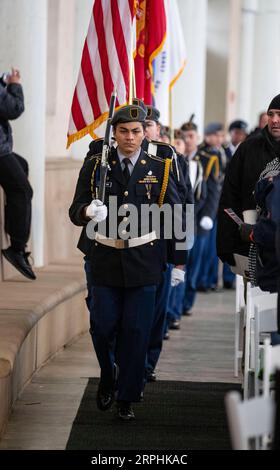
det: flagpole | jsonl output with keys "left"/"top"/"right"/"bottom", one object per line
{"left": 169, "top": 87, "right": 174, "bottom": 145}
{"left": 129, "top": 21, "right": 136, "bottom": 104}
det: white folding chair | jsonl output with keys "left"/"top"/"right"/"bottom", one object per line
{"left": 263, "top": 338, "right": 280, "bottom": 397}
{"left": 234, "top": 275, "right": 245, "bottom": 377}
{"left": 225, "top": 391, "right": 275, "bottom": 450}
{"left": 253, "top": 294, "right": 278, "bottom": 396}
{"left": 243, "top": 284, "right": 270, "bottom": 399}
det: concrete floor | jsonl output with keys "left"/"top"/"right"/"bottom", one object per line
{"left": 0, "top": 288, "right": 240, "bottom": 450}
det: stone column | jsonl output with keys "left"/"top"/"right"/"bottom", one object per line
{"left": 0, "top": 0, "right": 47, "bottom": 267}
{"left": 225, "top": 0, "right": 242, "bottom": 126}
{"left": 173, "top": 0, "right": 208, "bottom": 134}
{"left": 236, "top": 0, "right": 258, "bottom": 124}
{"left": 46, "top": 0, "right": 75, "bottom": 159}
{"left": 250, "top": 0, "right": 280, "bottom": 123}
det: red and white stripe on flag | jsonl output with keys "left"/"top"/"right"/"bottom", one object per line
{"left": 67, "top": 0, "right": 135, "bottom": 148}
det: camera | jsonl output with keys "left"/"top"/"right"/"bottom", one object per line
{"left": 0, "top": 73, "right": 9, "bottom": 86}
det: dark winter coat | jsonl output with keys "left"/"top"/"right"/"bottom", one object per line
{"left": 217, "top": 127, "right": 279, "bottom": 265}
{"left": 0, "top": 82, "right": 24, "bottom": 157}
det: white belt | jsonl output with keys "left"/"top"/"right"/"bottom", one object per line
{"left": 95, "top": 231, "right": 157, "bottom": 249}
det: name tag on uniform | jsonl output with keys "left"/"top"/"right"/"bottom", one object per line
{"left": 138, "top": 176, "right": 159, "bottom": 184}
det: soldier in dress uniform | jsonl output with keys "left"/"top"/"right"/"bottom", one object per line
{"left": 69, "top": 104, "right": 186, "bottom": 421}
{"left": 140, "top": 104, "right": 193, "bottom": 382}
{"left": 196, "top": 123, "right": 223, "bottom": 292}
{"left": 179, "top": 121, "right": 221, "bottom": 314}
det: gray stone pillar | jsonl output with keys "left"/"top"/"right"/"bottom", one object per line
{"left": 0, "top": 0, "right": 47, "bottom": 266}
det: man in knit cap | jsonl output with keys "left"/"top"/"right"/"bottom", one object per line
{"left": 217, "top": 94, "right": 280, "bottom": 268}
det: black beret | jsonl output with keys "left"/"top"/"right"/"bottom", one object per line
{"left": 111, "top": 105, "right": 147, "bottom": 126}
{"left": 228, "top": 120, "right": 248, "bottom": 132}
{"left": 88, "top": 138, "right": 104, "bottom": 155}
{"left": 146, "top": 105, "right": 160, "bottom": 122}
{"left": 181, "top": 121, "right": 198, "bottom": 132}
{"left": 132, "top": 98, "right": 147, "bottom": 113}
{"left": 267, "top": 94, "right": 280, "bottom": 112}
{"left": 204, "top": 122, "right": 223, "bottom": 135}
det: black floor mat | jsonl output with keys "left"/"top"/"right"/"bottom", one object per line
{"left": 66, "top": 379, "right": 241, "bottom": 450}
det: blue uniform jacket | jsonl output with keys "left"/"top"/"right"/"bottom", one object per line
{"left": 196, "top": 146, "right": 221, "bottom": 235}
{"left": 0, "top": 82, "right": 24, "bottom": 157}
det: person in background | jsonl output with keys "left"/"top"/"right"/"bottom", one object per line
{"left": 228, "top": 119, "right": 248, "bottom": 157}
{"left": 217, "top": 94, "right": 280, "bottom": 271}
{"left": 173, "top": 129, "right": 186, "bottom": 156}
{"left": 0, "top": 67, "right": 35, "bottom": 280}
{"left": 143, "top": 105, "right": 192, "bottom": 380}
{"left": 196, "top": 123, "right": 223, "bottom": 292}
{"left": 239, "top": 172, "right": 280, "bottom": 344}
{"left": 160, "top": 125, "right": 171, "bottom": 144}
{"left": 249, "top": 112, "right": 268, "bottom": 139}
{"left": 180, "top": 121, "right": 220, "bottom": 315}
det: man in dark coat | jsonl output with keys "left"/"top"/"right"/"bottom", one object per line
{"left": 0, "top": 68, "right": 35, "bottom": 280}
{"left": 217, "top": 94, "right": 280, "bottom": 268}
{"left": 69, "top": 104, "right": 186, "bottom": 420}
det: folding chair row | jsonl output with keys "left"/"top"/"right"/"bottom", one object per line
{"left": 263, "top": 339, "right": 280, "bottom": 397}
{"left": 225, "top": 391, "right": 275, "bottom": 450}
{"left": 253, "top": 297, "right": 278, "bottom": 396}
{"left": 243, "top": 284, "right": 271, "bottom": 399}
{"left": 234, "top": 275, "right": 245, "bottom": 377}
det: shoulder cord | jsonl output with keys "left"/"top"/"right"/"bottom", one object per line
{"left": 158, "top": 158, "right": 172, "bottom": 207}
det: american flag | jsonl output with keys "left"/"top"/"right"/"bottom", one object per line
{"left": 67, "top": 0, "right": 135, "bottom": 148}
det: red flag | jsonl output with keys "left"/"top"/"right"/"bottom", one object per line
{"left": 67, "top": 0, "right": 136, "bottom": 148}
{"left": 134, "top": 0, "right": 166, "bottom": 104}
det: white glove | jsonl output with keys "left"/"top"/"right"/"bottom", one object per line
{"left": 85, "top": 199, "right": 107, "bottom": 222}
{"left": 171, "top": 268, "right": 185, "bottom": 287}
{"left": 200, "top": 216, "right": 213, "bottom": 231}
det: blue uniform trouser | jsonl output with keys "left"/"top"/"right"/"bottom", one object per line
{"left": 199, "top": 221, "right": 218, "bottom": 289}
{"left": 183, "top": 233, "right": 209, "bottom": 311}
{"left": 90, "top": 285, "right": 156, "bottom": 402}
{"left": 167, "top": 282, "right": 184, "bottom": 322}
{"left": 146, "top": 265, "right": 172, "bottom": 374}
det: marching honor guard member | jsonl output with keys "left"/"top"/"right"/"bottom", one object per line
{"left": 141, "top": 104, "right": 193, "bottom": 381}
{"left": 69, "top": 103, "right": 186, "bottom": 421}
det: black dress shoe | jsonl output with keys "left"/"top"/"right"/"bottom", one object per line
{"left": 197, "top": 286, "right": 209, "bottom": 293}
{"left": 2, "top": 247, "right": 36, "bottom": 280}
{"left": 223, "top": 281, "right": 234, "bottom": 290}
{"left": 183, "top": 309, "right": 192, "bottom": 317}
{"left": 163, "top": 332, "right": 170, "bottom": 340}
{"left": 169, "top": 319, "right": 180, "bottom": 330}
{"left": 96, "top": 383, "right": 115, "bottom": 411}
{"left": 117, "top": 401, "right": 135, "bottom": 421}
{"left": 147, "top": 370, "right": 157, "bottom": 382}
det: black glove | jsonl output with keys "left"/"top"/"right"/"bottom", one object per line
{"left": 239, "top": 223, "right": 254, "bottom": 242}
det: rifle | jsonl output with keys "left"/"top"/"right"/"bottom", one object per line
{"left": 99, "top": 90, "right": 117, "bottom": 203}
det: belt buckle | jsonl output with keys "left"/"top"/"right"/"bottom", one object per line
{"left": 114, "top": 239, "right": 123, "bottom": 249}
